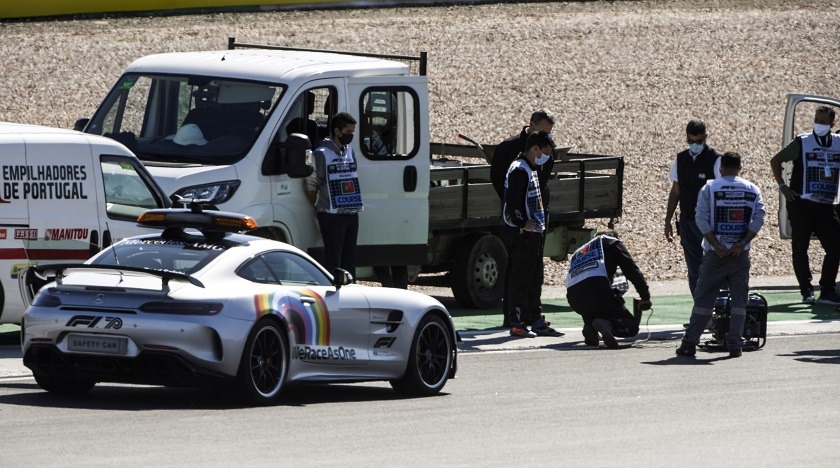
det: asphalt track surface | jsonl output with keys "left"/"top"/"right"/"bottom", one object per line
{"left": 1, "top": 331, "right": 839, "bottom": 466}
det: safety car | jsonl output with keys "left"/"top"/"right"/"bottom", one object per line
{"left": 19, "top": 207, "right": 457, "bottom": 404}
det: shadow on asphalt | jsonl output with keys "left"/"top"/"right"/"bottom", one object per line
{"left": 0, "top": 382, "right": 450, "bottom": 410}
{"left": 778, "top": 349, "right": 840, "bottom": 365}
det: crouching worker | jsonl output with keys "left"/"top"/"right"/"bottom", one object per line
{"left": 565, "top": 234, "right": 652, "bottom": 348}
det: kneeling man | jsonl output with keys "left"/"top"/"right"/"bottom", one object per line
{"left": 566, "top": 234, "right": 652, "bottom": 348}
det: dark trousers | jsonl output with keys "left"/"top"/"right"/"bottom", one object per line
{"left": 678, "top": 217, "right": 704, "bottom": 297}
{"left": 317, "top": 212, "right": 359, "bottom": 280}
{"left": 788, "top": 199, "right": 840, "bottom": 295}
{"left": 567, "top": 277, "right": 639, "bottom": 337}
{"left": 506, "top": 228, "right": 543, "bottom": 325}
{"left": 502, "top": 228, "right": 545, "bottom": 325}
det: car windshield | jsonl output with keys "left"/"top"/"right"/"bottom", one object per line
{"left": 85, "top": 73, "right": 284, "bottom": 165}
{"left": 91, "top": 237, "right": 229, "bottom": 275}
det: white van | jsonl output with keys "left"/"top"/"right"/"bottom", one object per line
{"left": 0, "top": 123, "right": 171, "bottom": 323}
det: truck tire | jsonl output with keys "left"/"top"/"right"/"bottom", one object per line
{"left": 451, "top": 234, "right": 507, "bottom": 309}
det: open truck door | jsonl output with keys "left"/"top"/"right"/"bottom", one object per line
{"left": 347, "top": 76, "right": 430, "bottom": 267}
{"left": 779, "top": 94, "right": 840, "bottom": 239}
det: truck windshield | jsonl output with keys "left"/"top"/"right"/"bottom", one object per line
{"left": 85, "top": 74, "right": 284, "bottom": 165}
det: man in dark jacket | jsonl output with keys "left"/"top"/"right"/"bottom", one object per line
{"left": 565, "top": 234, "right": 652, "bottom": 348}
{"left": 492, "top": 110, "right": 555, "bottom": 326}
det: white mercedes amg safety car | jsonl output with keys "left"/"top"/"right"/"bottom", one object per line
{"left": 19, "top": 207, "right": 457, "bottom": 404}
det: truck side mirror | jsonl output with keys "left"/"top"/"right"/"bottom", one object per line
{"left": 73, "top": 118, "right": 90, "bottom": 132}
{"left": 262, "top": 133, "right": 313, "bottom": 178}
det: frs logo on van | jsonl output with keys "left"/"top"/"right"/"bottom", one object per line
{"left": 14, "top": 229, "right": 37, "bottom": 240}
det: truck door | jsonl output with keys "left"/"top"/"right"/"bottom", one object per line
{"left": 778, "top": 94, "right": 840, "bottom": 239}
{"left": 88, "top": 149, "right": 170, "bottom": 247}
{"left": 347, "top": 77, "right": 430, "bottom": 267}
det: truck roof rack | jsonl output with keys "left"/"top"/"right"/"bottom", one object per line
{"left": 227, "top": 37, "right": 427, "bottom": 76}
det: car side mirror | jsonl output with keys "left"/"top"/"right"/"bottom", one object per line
{"left": 332, "top": 268, "right": 353, "bottom": 289}
{"left": 73, "top": 118, "right": 90, "bottom": 132}
{"left": 262, "top": 133, "right": 313, "bottom": 178}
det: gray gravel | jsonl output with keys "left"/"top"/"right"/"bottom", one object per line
{"left": 2, "top": 0, "right": 839, "bottom": 286}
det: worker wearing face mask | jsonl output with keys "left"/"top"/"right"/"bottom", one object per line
{"left": 771, "top": 106, "right": 840, "bottom": 305}
{"left": 492, "top": 110, "right": 555, "bottom": 327}
{"left": 504, "top": 131, "right": 563, "bottom": 338}
{"left": 664, "top": 120, "right": 722, "bottom": 297}
{"left": 305, "top": 112, "right": 364, "bottom": 280}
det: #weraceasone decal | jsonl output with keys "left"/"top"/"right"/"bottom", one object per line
{"left": 253, "top": 288, "right": 330, "bottom": 346}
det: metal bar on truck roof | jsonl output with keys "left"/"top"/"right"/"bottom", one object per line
{"left": 227, "top": 37, "right": 427, "bottom": 76}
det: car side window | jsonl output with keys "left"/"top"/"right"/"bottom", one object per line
{"left": 359, "top": 88, "right": 419, "bottom": 160}
{"left": 238, "top": 251, "right": 332, "bottom": 286}
{"left": 237, "top": 257, "right": 279, "bottom": 284}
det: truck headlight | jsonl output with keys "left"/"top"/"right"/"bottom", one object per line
{"left": 172, "top": 180, "right": 241, "bottom": 205}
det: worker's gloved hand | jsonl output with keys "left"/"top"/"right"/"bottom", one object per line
{"left": 639, "top": 298, "right": 652, "bottom": 310}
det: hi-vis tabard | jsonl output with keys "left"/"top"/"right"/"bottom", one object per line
{"left": 707, "top": 178, "right": 759, "bottom": 248}
{"left": 799, "top": 132, "right": 840, "bottom": 205}
{"left": 503, "top": 159, "right": 545, "bottom": 232}
{"left": 321, "top": 145, "right": 364, "bottom": 214}
{"left": 565, "top": 236, "right": 613, "bottom": 288}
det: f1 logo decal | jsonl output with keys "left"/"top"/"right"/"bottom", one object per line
{"left": 373, "top": 337, "right": 396, "bottom": 349}
{"left": 66, "top": 315, "right": 123, "bottom": 329}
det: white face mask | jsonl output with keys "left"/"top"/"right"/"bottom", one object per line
{"left": 535, "top": 153, "right": 551, "bottom": 165}
{"left": 814, "top": 123, "right": 832, "bottom": 136}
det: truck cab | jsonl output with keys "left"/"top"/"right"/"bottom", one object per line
{"left": 82, "top": 41, "right": 430, "bottom": 270}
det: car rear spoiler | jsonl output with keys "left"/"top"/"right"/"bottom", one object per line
{"left": 18, "top": 264, "right": 205, "bottom": 308}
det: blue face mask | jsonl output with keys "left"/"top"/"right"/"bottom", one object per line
{"left": 535, "top": 153, "right": 551, "bottom": 165}
{"left": 689, "top": 142, "right": 704, "bottom": 155}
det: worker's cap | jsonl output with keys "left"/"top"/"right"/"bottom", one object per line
{"left": 173, "top": 123, "right": 208, "bottom": 146}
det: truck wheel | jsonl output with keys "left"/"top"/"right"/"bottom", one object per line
{"left": 451, "top": 234, "right": 507, "bottom": 309}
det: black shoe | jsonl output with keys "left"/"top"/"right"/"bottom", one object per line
{"left": 802, "top": 288, "right": 816, "bottom": 304}
{"left": 817, "top": 290, "right": 840, "bottom": 305}
{"left": 729, "top": 347, "right": 742, "bottom": 358}
{"left": 582, "top": 324, "right": 599, "bottom": 346}
{"left": 675, "top": 341, "right": 696, "bottom": 356}
{"left": 593, "top": 319, "right": 618, "bottom": 349}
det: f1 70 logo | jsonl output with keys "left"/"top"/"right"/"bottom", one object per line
{"left": 66, "top": 315, "right": 123, "bottom": 330}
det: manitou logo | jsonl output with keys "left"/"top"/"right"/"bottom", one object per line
{"left": 66, "top": 315, "right": 123, "bottom": 329}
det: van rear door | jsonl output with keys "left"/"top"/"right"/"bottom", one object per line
{"left": 0, "top": 134, "right": 31, "bottom": 295}
{"left": 23, "top": 134, "right": 100, "bottom": 261}
{"left": 779, "top": 94, "right": 840, "bottom": 239}
{"left": 347, "top": 76, "right": 430, "bottom": 266}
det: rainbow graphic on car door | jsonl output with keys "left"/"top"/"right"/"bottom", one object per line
{"left": 253, "top": 288, "right": 330, "bottom": 346}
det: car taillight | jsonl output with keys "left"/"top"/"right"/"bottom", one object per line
{"left": 32, "top": 292, "right": 61, "bottom": 308}
{"left": 139, "top": 301, "right": 223, "bottom": 316}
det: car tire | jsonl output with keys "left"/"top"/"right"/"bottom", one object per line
{"left": 451, "top": 234, "right": 507, "bottom": 309}
{"left": 235, "top": 319, "right": 289, "bottom": 405}
{"left": 33, "top": 372, "right": 95, "bottom": 395}
{"left": 390, "top": 314, "right": 454, "bottom": 396}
